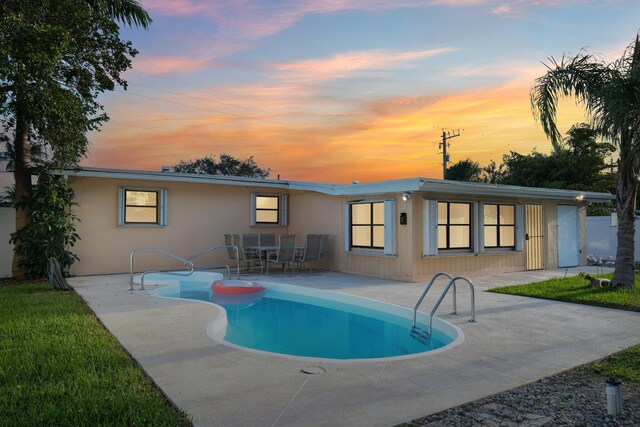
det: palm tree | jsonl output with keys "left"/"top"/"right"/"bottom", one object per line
{"left": 531, "top": 35, "right": 640, "bottom": 288}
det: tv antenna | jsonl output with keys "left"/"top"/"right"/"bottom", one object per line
{"left": 438, "top": 128, "right": 461, "bottom": 179}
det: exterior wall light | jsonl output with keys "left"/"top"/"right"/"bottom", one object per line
{"left": 402, "top": 192, "right": 412, "bottom": 201}
{"left": 576, "top": 195, "right": 584, "bottom": 201}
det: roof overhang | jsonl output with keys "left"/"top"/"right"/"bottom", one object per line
{"left": 417, "top": 178, "right": 615, "bottom": 203}
{"left": 55, "top": 167, "right": 615, "bottom": 202}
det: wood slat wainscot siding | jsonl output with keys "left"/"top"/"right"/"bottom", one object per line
{"left": 416, "top": 251, "right": 525, "bottom": 282}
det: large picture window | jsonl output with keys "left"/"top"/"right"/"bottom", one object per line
{"left": 484, "top": 204, "right": 515, "bottom": 248}
{"left": 350, "top": 202, "right": 384, "bottom": 249}
{"left": 437, "top": 202, "right": 471, "bottom": 250}
{"left": 255, "top": 195, "right": 280, "bottom": 224}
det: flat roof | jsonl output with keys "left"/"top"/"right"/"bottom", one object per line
{"left": 57, "top": 167, "right": 615, "bottom": 202}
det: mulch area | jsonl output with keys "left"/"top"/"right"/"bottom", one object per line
{"left": 402, "top": 369, "right": 639, "bottom": 426}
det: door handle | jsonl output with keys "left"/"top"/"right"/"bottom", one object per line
{"left": 525, "top": 233, "right": 530, "bottom": 241}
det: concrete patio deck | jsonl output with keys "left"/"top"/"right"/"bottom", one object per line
{"left": 70, "top": 267, "right": 640, "bottom": 427}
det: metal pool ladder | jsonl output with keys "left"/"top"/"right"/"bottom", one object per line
{"left": 412, "top": 272, "right": 476, "bottom": 335}
{"left": 129, "top": 248, "right": 194, "bottom": 291}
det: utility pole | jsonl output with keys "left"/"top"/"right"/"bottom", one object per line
{"left": 438, "top": 128, "right": 461, "bottom": 179}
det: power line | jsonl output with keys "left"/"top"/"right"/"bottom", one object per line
{"left": 130, "top": 82, "right": 275, "bottom": 115}
{"left": 113, "top": 89, "right": 286, "bottom": 125}
{"left": 126, "top": 69, "right": 272, "bottom": 102}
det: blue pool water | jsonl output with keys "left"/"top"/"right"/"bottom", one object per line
{"left": 151, "top": 278, "right": 461, "bottom": 361}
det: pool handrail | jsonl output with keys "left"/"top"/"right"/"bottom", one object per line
{"left": 427, "top": 276, "right": 476, "bottom": 335}
{"left": 187, "top": 245, "right": 240, "bottom": 279}
{"left": 129, "top": 248, "right": 195, "bottom": 291}
{"left": 412, "top": 272, "right": 455, "bottom": 327}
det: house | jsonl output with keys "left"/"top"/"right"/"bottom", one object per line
{"left": 57, "top": 167, "right": 614, "bottom": 281}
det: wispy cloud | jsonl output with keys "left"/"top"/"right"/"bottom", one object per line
{"left": 270, "top": 48, "right": 456, "bottom": 83}
{"left": 87, "top": 71, "right": 587, "bottom": 182}
{"left": 132, "top": 56, "right": 212, "bottom": 74}
{"left": 141, "top": 0, "right": 426, "bottom": 42}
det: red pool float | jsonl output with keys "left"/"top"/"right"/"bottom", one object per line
{"left": 211, "top": 279, "right": 265, "bottom": 295}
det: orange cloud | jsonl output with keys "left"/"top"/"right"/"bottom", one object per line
{"left": 85, "top": 69, "right": 589, "bottom": 184}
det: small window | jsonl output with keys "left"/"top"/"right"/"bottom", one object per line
{"left": 484, "top": 204, "right": 515, "bottom": 249}
{"left": 437, "top": 202, "right": 471, "bottom": 250}
{"left": 255, "top": 195, "right": 280, "bottom": 224}
{"left": 118, "top": 187, "right": 166, "bottom": 226}
{"left": 251, "top": 194, "right": 287, "bottom": 226}
{"left": 350, "top": 202, "right": 384, "bottom": 249}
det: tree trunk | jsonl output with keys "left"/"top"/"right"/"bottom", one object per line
{"left": 611, "top": 140, "right": 637, "bottom": 289}
{"left": 11, "top": 110, "right": 32, "bottom": 279}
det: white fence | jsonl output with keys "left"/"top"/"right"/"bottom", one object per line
{"left": 586, "top": 216, "right": 640, "bottom": 262}
{"left": 0, "top": 207, "right": 14, "bottom": 277}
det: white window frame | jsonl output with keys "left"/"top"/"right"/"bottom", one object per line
{"left": 118, "top": 186, "right": 167, "bottom": 227}
{"left": 344, "top": 199, "right": 396, "bottom": 256}
{"left": 425, "top": 199, "right": 523, "bottom": 256}
{"left": 251, "top": 193, "right": 288, "bottom": 227}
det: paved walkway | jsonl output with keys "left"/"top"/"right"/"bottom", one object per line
{"left": 70, "top": 266, "right": 639, "bottom": 427}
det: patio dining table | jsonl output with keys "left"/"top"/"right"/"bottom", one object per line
{"left": 245, "top": 245, "right": 304, "bottom": 275}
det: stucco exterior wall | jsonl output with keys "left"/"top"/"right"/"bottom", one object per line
{"left": 287, "top": 192, "right": 341, "bottom": 271}
{"left": 68, "top": 177, "right": 287, "bottom": 275}
{"left": 67, "top": 176, "right": 589, "bottom": 280}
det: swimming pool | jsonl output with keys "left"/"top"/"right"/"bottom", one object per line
{"left": 149, "top": 274, "right": 463, "bottom": 361}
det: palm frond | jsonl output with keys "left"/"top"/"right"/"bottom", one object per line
{"left": 530, "top": 51, "right": 614, "bottom": 150}
{"left": 88, "top": 0, "right": 153, "bottom": 29}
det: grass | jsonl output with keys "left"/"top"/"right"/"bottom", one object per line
{"left": 489, "top": 272, "right": 640, "bottom": 312}
{"left": 0, "top": 281, "right": 192, "bottom": 426}
{"left": 588, "top": 343, "right": 640, "bottom": 382}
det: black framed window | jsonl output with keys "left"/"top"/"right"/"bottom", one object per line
{"left": 437, "top": 202, "right": 471, "bottom": 249}
{"left": 484, "top": 204, "right": 515, "bottom": 248}
{"left": 255, "top": 195, "right": 280, "bottom": 224}
{"left": 350, "top": 202, "right": 384, "bottom": 249}
{"left": 124, "top": 190, "right": 159, "bottom": 224}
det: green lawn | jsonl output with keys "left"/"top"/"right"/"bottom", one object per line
{"left": 588, "top": 343, "right": 640, "bottom": 382}
{"left": 489, "top": 273, "right": 640, "bottom": 312}
{"left": 0, "top": 282, "right": 192, "bottom": 426}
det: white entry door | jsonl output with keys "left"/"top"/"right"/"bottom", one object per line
{"left": 557, "top": 205, "right": 579, "bottom": 267}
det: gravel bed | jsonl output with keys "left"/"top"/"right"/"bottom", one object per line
{"left": 402, "top": 369, "right": 640, "bottom": 426}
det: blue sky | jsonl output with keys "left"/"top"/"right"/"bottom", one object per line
{"left": 87, "top": 0, "right": 640, "bottom": 182}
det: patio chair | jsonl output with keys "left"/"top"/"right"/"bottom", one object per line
{"left": 47, "top": 257, "right": 71, "bottom": 291}
{"left": 242, "top": 233, "right": 259, "bottom": 247}
{"left": 295, "top": 234, "right": 323, "bottom": 272}
{"left": 233, "top": 234, "right": 263, "bottom": 273}
{"left": 260, "top": 233, "right": 276, "bottom": 246}
{"left": 318, "top": 234, "right": 329, "bottom": 260}
{"left": 267, "top": 235, "right": 296, "bottom": 274}
{"left": 224, "top": 234, "right": 238, "bottom": 260}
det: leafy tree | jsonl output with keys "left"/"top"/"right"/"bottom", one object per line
{"left": 444, "top": 159, "right": 482, "bottom": 181}
{"left": 0, "top": 0, "right": 151, "bottom": 277}
{"left": 499, "top": 124, "right": 614, "bottom": 192}
{"left": 173, "top": 154, "right": 271, "bottom": 179}
{"left": 530, "top": 35, "right": 640, "bottom": 288}
{"left": 480, "top": 160, "right": 506, "bottom": 184}
{"left": 10, "top": 172, "right": 80, "bottom": 278}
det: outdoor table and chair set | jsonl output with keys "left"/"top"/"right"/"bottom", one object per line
{"left": 224, "top": 233, "right": 329, "bottom": 275}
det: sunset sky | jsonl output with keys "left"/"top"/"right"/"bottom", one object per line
{"left": 85, "top": 0, "right": 640, "bottom": 183}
